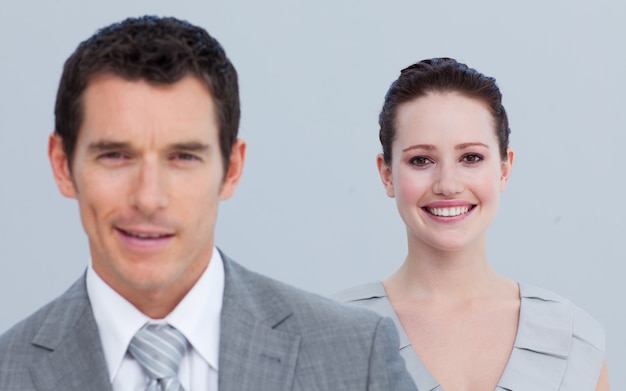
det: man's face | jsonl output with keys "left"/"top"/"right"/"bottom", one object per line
{"left": 49, "top": 73, "right": 244, "bottom": 310}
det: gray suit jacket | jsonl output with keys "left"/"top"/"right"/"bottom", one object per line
{"left": 0, "top": 255, "right": 417, "bottom": 390}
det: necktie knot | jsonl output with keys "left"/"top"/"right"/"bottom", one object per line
{"left": 129, "top": 324, "right": 188, "bottom": 391}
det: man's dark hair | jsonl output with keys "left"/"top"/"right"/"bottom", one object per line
{"left": 379, "top": 57, "right": 511, "bottom": 164}
{"left": 55, "top": 15, "right": 239, "bottom": 174}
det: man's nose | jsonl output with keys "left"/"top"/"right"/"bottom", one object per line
{"left": 130, "top": 159, "right": 168, "bottom": 216}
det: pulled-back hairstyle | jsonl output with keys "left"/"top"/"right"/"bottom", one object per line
{"left": 55, "top": 15, "right": 239, "bottom": 174}
{"left": 379, "top": 57, "right": 510, "bottom": 164}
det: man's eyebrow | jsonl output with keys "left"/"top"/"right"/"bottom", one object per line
{"left": 170, "top": 142, "right": 211, "bottom": 152}
{"left": 87, "top": 140, "right": 131, "bottom": 152}
{"left": 86, "top": 141, "right": 211, "bottom": 153}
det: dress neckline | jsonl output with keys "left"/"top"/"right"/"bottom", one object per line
{"left": 334, "top": 280, "right": 598, "bottom": 391}
{"left": 374, "top": 281, "right": 573, "bottom": 391}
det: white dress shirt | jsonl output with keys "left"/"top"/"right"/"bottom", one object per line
{"left": 86, "top": 247, "right": 224, "bottom": 391}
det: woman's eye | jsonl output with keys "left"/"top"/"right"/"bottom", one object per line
{"left": 462, "top": 154, "right": 483, "bottom": 163}
{"left": 409, "top": 156, "right": 432, "bottom": 166}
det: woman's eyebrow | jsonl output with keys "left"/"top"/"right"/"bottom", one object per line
{"left": 402, "top": 144, "right": 435, "bottom": 152}
{"left": 456, "top": 142, "right": 489, "bottom": 150}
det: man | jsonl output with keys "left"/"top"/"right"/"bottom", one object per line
{"left": 0, "top": 16, "right": 416, "bottom": 391}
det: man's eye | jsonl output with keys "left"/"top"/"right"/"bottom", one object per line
{"left": 409, "top": 156, "right": 432, "bottom": 166}
{"left": 99, "top": 151, "right": 125, "bottom": 159}
{"left": 174, "top": 153, "right": 200, "bottom": 161}
{"left": 462, "top": 154, "right": 483, "bottom": 163}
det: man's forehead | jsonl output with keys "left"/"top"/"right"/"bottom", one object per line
{"left": 76, "top": 74, "right": 219, "bottom": 146}
{"left": 81, "top": 74, "right": 215, "bottom": 116}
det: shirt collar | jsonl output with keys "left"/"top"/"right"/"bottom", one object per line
{"left": 86, "top": 247, "right": 224, "bottom": 381}
{"left": 167, "top": 247, "right": 223, "bottom": 370}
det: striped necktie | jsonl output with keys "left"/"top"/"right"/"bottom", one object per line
{"left": 128, "top": 324, "right": 188, "bottom": 391}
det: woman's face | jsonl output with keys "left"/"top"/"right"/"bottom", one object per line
{"left": 378, "top": 92, "right": 514, "bottom": 252}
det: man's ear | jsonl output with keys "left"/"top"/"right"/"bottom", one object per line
{"left": 377, "top": 154, "right": 395, "bottom": 198}
{"left": 219, "top": 138, "right": 246, "bottom": 200}
{"left": 500, "top": 147, "right": 514, "bottom": 192}
{"left": 48, "top": 133, "right": 77, "bottom": 198}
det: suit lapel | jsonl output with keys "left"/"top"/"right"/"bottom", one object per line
{"left": 28, "top": 275, "right": 112, "bottom": 391}
{"left": 218, "top": 255, "right": 301, "bottom": 391}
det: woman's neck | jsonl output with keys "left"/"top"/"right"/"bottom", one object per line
{"left": 385, "top": 235, "right": 511, "bottom": 303}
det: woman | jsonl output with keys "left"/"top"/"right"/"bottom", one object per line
{"left": 334, "top": 58, "right": 609, "bottom": 391}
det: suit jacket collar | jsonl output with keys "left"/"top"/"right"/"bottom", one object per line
{"left": 218, "top": 253, "right": 302, "bottom": 391}
{"left": 28, "top": 275, "right": 112, "bottom": 391}
{"left": 28, "top": 254, "right": 303, "bottom": 391}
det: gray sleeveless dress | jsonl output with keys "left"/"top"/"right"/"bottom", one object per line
{"left": 334, "top": 282, "right": 605, "bottom": 391}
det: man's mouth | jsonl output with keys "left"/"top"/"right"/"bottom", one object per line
{"left": 117, "top": 229, "right": 173, "bottom": 239}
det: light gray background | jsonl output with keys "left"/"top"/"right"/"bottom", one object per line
{"left": 1, "top": 0, "right": 623, "bottom": 387}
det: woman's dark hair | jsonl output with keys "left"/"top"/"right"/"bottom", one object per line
{"left": 379, "top": 57, "right": 510, "bottom": 164}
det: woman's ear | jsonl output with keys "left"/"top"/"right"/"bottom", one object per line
{"left": 377, "top": 154, "right": 395, "bottom": 198}
{"left": 500, "top": 147, "right": 514, "bottom": 192}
